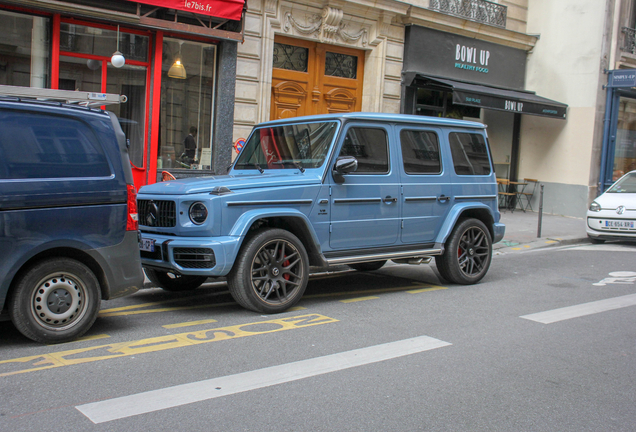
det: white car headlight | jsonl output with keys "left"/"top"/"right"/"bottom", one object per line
{"left": 589, "top": 201, "right": 601, "bottom": 212}
{"left": 189, "top": 202, "right": 208, "bottom": 224}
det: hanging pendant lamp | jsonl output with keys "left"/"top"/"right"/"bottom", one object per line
{"left": 168, "top": 42, "right": 187, "bottom": 79}
{"left": 111, "top": 25, "right": 125, "bottom": 68}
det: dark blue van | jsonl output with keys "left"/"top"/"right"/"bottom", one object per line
{"left": 0, "top": 92, "right": 144, "bottom": 344}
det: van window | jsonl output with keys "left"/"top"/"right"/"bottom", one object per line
{"left": 449, "top": 132, "right": 491, "bottom": 175}
{"left": 0, "top": 111, "right": 111, "bottom": 179}
{"left": 400, "top": 130, "right": 441, "bottom": 174}
{"left": 339, "top": 127, "right": 389, "bottom": 173}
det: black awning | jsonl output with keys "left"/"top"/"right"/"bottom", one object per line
{"left": 404, "top": 73, "right": 568, "bottom": 120}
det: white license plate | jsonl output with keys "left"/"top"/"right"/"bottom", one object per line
{"left": 603, "top": 220, "right": 635, "bottom": 228}
{"left": 139, "top": 237, "right": 155, "bottom": 252}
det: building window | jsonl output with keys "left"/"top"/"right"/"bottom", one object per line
{"left": 0, "top": 11, "right": 50, "bottom": 88}
{"left": 273, "top": 43, "right": 308, "bottom": 72}
{"left": 325, "top": 52, "right": 357, "bottom": 79}
{"left": 158, "top": 38, "right": 216, "bottom": 171}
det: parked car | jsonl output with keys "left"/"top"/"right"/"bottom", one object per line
{"left": 137, "top": 113, "right": 505, "bottom": 313}
{"left": 587, "top": 170, "right": 636, "bottom": 243}
{"left": 0, "top": 92, "right": 145, "bottom": 343}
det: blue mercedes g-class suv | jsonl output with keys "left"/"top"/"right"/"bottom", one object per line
{"left": 138, "top": 113, "right": 504, "bottom": 313}
{"left": 0, "top": 90, "right": 144, "bottom": 343}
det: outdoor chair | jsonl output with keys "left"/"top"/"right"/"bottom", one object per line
{"left": 516, "top": 178, "right": 538, "bottom": 212}
{"left": 497, "top": 178, "right": 517, "bottom": 211}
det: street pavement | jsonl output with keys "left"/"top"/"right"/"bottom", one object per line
{"left": 495, "top": 209, "right": 588, "bottom": 253}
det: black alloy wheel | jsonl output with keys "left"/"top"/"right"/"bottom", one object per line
{"left": 435, "top": 218, "right": 492, "bottom": 285}
{"left": 228, "top": 228, "right": 309, "bottom": 313}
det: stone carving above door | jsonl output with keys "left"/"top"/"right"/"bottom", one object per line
{"left": 283, "top": 7, "right": 368, "bottom": 47}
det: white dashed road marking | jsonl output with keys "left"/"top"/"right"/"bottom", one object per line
{"left": 76, "top": 335, "right": 451, "bottom": 424}
{"left": 520, "top": 293, "right": 636, "bottom": 324}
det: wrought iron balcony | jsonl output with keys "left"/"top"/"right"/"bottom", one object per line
{"left": 622, "top": 27, "right": 636, "bottom": 54}
{"left": 429, "top": 0, "right": 507, "bottom": 28}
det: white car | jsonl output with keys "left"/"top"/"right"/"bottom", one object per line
{"left": 587, "top": 170, "right": 636, "bottom": 243}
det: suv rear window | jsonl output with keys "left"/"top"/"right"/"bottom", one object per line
{"left": 449, "top": 132, "right": 491, "bottom": 176}
{"left": 0, "top": 110, "right": 111, "bottom": 179}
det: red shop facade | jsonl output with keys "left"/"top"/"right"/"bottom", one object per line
{"left": 0, "top": 0, "right": 244, "bottom": 189}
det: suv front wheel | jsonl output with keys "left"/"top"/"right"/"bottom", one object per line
{"left": 228, "top": 228, "right": 309, "bottom": 313}
{"left": 9, "top": 258, "right": 101, "bottom": 344}
{"left": 435, "top": 218, "right": 492, "bottom": 285}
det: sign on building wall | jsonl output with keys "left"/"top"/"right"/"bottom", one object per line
{"left": 403, "top": 26, "right": 527, "bottom": 90}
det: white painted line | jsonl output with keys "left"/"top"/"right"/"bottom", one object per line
{"left": 76, "top": 335, "right": 451, "bottom": 424}
{"left": 520, "top": 293, "right": 636, "bottom": 324}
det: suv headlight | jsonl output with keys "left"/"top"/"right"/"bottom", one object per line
{"left": 189, "top": 202, "right": 208, "bottom": 224}
{"left": 589, "top": 201, "right": 601, "bottom": 212}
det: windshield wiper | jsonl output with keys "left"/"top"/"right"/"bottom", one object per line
{"left": 233, "top": 162, "right": 264, "bottom": 173}
{"left": 272, "top": 160, "right": 305, "bottom": 173}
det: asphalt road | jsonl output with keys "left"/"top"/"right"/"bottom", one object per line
{"left": 1, "top": 242, "right": 636, "bottom": 431}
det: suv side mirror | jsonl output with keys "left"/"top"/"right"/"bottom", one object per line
{"left": 332, "top": 156, "right": 358, "bottom": 184}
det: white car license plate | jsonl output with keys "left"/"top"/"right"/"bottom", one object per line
{"left": 139, "top": 237, "right": 155, "bottom": 252}
{"left": 603, "top": 220, "right": 635, "bottom": 228}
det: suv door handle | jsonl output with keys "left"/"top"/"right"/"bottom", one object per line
{"left": 437, "top": 194, "right": 450, "bottom": 203}
{"left": 383, "top": 196, "right": 398, "bottom": 204}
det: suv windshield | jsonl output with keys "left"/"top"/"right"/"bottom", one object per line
{"left": 607, "top": 172, "right": 636, "bottom": 193}
{"left": 234, "top": 121, "right": 337, "bottom": 170}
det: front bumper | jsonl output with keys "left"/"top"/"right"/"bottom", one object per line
{"left": 493, "top": 222, "right": 505, "bottom": 244}
{"left": 586, "top": 216, "right": 636, "bottom": 241}
{"left": 139, "top": 232, "right": 242, "bottom": 276}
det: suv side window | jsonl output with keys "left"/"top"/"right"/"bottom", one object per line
{"left": 400, "top": 130, "right": 441, "bottom": 174}
{"left": 0, "top": 111, "right": 111, "bottom": 179}
{"left": 338, "top": 127, "right": 389, "bottom": 173}
{"left": 448, "top": 132, "right": 491, "bottom": 176}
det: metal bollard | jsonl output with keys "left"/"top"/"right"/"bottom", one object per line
{"left": 537, "top": 184, "right": 544, "bottom": 238}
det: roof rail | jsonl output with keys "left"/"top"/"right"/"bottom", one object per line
{"left": 0, "top": 84, "right": 127, "bottom": 108}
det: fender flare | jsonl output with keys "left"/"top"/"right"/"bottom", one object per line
{"left": 435, "top": 203, "right": 496, "bottom": 246}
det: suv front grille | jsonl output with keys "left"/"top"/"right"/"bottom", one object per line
{"left": 138, "top": 199, "right": 176, "bottom": 227}
{"left": 174, "top": 248, "right": 216, "bottom": 269}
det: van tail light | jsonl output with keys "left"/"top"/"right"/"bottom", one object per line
{"left": 127, "top": 184, "right": 139, "bottom": 231}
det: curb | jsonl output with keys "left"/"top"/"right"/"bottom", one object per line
{"left": 494, "top": 236, "right": 589, "bottom": 254}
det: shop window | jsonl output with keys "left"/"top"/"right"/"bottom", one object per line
{"left": 325, "top": 52, "right": 357, "bottom": 79}
{"left": 416, "top": 88, "right": 480, "bottom": 119}
{"left": 58, "top": 23, "right": 149, "bottom": 169}
{"left": 59, "top": 24, "right": 148, "bottom": 62}
{"left": 0, "top": 11, "right": 49, "bottom": 87}
{"left": 614, "top": 97, "right": 636, "bottom": 180}
{"left": 0, "top": 111, "right": 110, "bottom": 179}
{"left": 158, "top": 38, "right": 216, "bottom": 171}
{"left": 273, "top": 43, "right": 308, "bottom": 72}
{"left": 339, "top": 127, "right": 389, "bottom": 173}
{"left": 449, "top": 132, "right": 491, "bottom": 176}
{"left": 400, "top": 130, "right": 441, "bottom": 174}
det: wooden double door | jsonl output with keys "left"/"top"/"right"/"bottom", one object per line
{"left": 271, "top": 36, "right": 364, "bottom": 120}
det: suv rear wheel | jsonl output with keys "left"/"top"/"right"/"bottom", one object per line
{"left": 145, "top": 269, "right": 208, "bottom": 292}
{"left": 435, "top": 218, "right": 492, "bottom": 285}
{"left": 228, "top": 228, "right": 309, "bottom": 313}
{"left": 9, "top": 258, "right": 101, "bottom": 344}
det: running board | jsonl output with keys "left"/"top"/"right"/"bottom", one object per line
{"left": 325, "top": 248, "right": 442, "bottom": 266}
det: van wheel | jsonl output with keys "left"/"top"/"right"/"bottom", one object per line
{"left": 145, "top": 269, "right": 208, "bottom": 292}
{"left": 435, "top": 218, "right": 492, "bottom": 285}
{"left": 348, "top": 261, "right": 387, "bottom": 271}
{"left": 228, "top": 228, "right": 309, "bottom": 313}
{"left": 9, "top": 258, "right": 101, "bottom": 344}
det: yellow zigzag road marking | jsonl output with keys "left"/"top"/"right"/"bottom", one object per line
{"left": 0, "top": 314, "right": 338, "bottom": 378}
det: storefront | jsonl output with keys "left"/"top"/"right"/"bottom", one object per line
{"left": 0, "top": 0, "right": 244, "bottom": 189}
{"left": 401, "top": 26, "right": 567, "bottom": 182}
{"left": 600, "top": 69, "right": 636, "bottom": 191}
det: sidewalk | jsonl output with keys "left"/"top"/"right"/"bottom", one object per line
{"left": 494, "top": 210, "right": 588, "bottom": 253}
